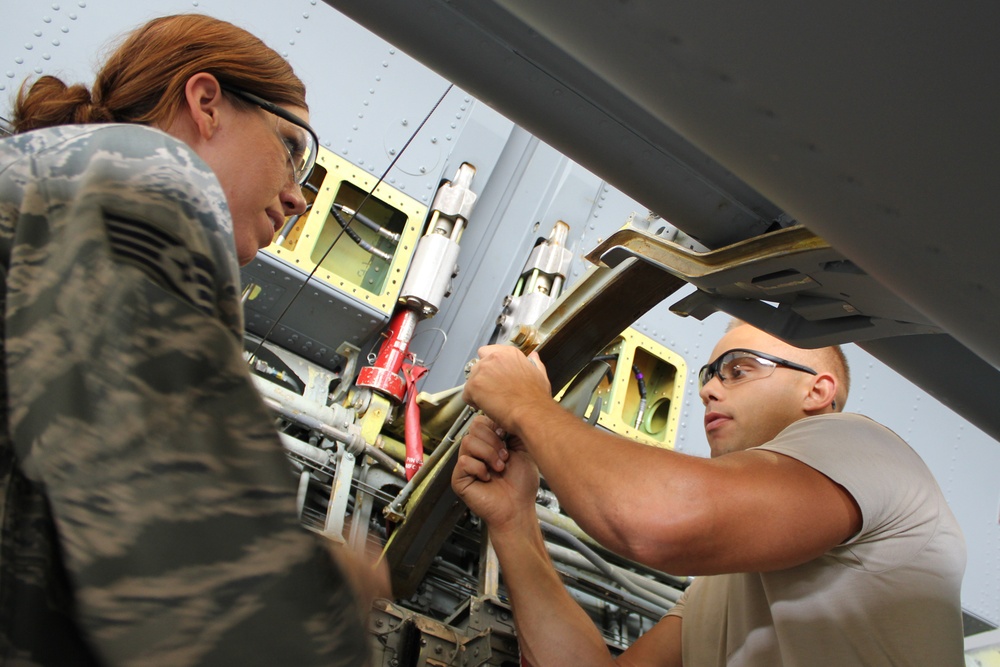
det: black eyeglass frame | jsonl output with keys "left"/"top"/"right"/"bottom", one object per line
{"left": 221, "top": 85, "right": 320, "bottom": 186}
{"left": 698, "top": 348, "right": 818, "bottom": 387}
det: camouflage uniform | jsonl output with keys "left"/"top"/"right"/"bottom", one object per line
{"left": 0, "top": 124, "right": 369, "bottom": 666}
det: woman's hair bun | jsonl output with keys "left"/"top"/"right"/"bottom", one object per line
{"left": 14, "top": 75, "right": 113, "bottom": 133}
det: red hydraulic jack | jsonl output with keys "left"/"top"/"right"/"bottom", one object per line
{"left": 357, "top": 309, "right": 418, "bottom": 403}
{"left": 356, "top": 308, "right": 427, "bottom": 480}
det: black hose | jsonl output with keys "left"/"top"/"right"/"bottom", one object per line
{"left": 330, "top": 206, "right": 393, "bottom": 262}
{"left": 276, "top": 212, "right": 302, "bottom": 244}
{"left": 632, "top": 365, "right": 647, "bottom": 400}
{"left": 333, "top": 203, "right": 399, "bottom": 244}
{"left": 592, "top": 353, "right": 648, "bottom": 429}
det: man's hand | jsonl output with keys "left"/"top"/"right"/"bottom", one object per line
{"left": 462, "top": 346, "right": 551, "bottom": 435}
{"left": 452, "top": 422, "right": 622, "bottom": 667}
{"left": 452, "top": 415, "right": 540, "bottom": 534}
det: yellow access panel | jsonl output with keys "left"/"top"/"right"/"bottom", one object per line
{"left": 266, "top": 146, "right": 428, "bottom": 316}
{"left": 587, "top": 328, "right": 686, "bottom": 449}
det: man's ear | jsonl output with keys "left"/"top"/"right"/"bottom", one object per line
{"left": 182, "top": 72, "right": 225, "bottom": 140}
{"left": 804, "top": 372, "right": 838, "bottom": 413}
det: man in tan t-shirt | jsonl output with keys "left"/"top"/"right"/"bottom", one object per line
{"left": 452, "top": 322, "right": 966, "bottom": 666}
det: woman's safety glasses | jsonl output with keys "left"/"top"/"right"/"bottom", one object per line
{"left": 223, "top": 86, "right": 319, "bottom": 187}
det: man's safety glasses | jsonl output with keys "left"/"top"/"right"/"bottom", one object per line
{"left": 223, "top": 86, "right": 319, "bottom": 187}
{"left": 698, "top": 348, "right": 817, "bottom": 388}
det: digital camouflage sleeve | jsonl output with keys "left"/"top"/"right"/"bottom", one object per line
{"left": 0, "top": 124, "right": 369, "bottom": 666}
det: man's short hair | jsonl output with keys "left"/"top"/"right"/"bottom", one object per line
{"left": 826, "top": 345, "right": 851, "bottom": 411}
{"left": 725, "top": 319, "right": 851, "bottom": 411}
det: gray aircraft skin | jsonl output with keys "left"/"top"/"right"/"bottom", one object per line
{"left": 4, "top": 0, "right": 998, "bottom": 652}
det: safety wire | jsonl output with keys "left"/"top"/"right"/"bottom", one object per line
{"left": 247, "top": 83, "right": 454, "bottom": 366}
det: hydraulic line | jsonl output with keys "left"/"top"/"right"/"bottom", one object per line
{"left": 361, "top": 444, "right": 406, "bottom": 478}
{"left": 262, "top": 394, "right": 362, "bottom": 452}
{"left": 279, "top": 432, "right": 334, "bottom": 467}
{"left": 280, "top": 432, "right": 405, "bottom": 505}
{"left": 373, "top": 433, "right": 408, "bottom": 466}
{"left": 333, "top": 202, "right": 400, "bottom": 244}
{"left": 330, "top": 205, "right": 393, "bottom": 263}
{"left": 402, "top": 363, "right": 429, "bottom": 480}
{"left": 559, "top": 566, "right": 670, "bottom": 619}
{"left": 248, "top": 347, "right": 305, "bottom": 394}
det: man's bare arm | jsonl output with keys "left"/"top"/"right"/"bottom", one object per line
{"left": 463, "top": 346, "right": 861, "bottom": 576}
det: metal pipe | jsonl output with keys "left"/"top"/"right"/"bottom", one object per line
{"left": 374, "top": 434, "right": 408, "bottom": 464}
{"left": 362, "top": 444, "right": 407, "bottom": 479}
{"left": 296, "top": 469, "right": 311, "bottom": 515}
{"left": 254, "top": 375, "right": 357, "bottom": 433}
{"left": 278, "top": 431, "right": 405, "bottom": 481}
{"left": 279, "top": 432, "right": 334, "bottom": 467}
{"left": 263, "top": 395, "right": 366, "bottom": 455}
{"left": 276, "top": 212, "right": 302, "bottom": 246}
{"left": 564, "top": 574, "right": 670, "bottom": 621}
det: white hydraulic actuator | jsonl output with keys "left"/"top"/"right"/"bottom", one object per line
{"left": 399, "top": 163, "right": 477, "bottom": 318}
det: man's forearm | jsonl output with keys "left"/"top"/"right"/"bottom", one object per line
{"left": 489, "top": 517, "right": 615, "bottom": 667}
{"left": 507, "top": 399, "right": 706, "bottom": 571}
